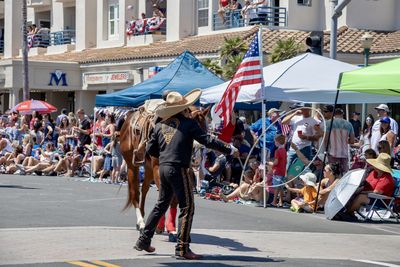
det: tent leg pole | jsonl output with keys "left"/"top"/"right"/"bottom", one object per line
{"left": 314, "top": 89, "right": 340, "bottom": 213}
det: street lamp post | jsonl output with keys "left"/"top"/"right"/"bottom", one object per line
{"left": 360, "top": 32, "right": 373, "bottom": 126}
{"left": 22, "top": 0, "right": 29, "bottom": 101}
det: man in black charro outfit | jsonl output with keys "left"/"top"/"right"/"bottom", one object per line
{"left": 134, "top": 89, "right": 239, "bottom": 260}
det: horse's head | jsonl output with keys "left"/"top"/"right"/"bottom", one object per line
{"left": 189, "top": 106, "right": 210, "bottom": 132}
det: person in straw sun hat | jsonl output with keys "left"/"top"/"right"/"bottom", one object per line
{"left": 135, "top": 89, "right": 239, "bottom": 260}
{"left": 347, "top": 152, "right": 395, "bottom": 217}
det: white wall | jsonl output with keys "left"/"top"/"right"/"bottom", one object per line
{"left": 283, "top": 0, "right": 325, "bottom": 31}
{"left": 76, "top": 0, "right": 97, "bottom": 51}
{"left": 167, "top": 0, "right": 196, "bottom": 42}
{"left": 4, "top": 0, "right": 22, "bottom": 58}
{"left": 344, "top": 0, "right": 397, "bottom": 31}
{"left": 51, "top": 0, "right": 64, "bottom": 31}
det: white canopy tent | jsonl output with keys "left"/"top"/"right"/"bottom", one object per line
{"left": 200, "top": 53, "right": 400, "bottom": 104}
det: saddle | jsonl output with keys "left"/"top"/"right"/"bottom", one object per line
{"left": 131, "top": 99, "right": 162, "bottom": 166}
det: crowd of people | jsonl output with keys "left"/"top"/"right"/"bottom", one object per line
{"left": 0, "top": 108, "right": 125, "bottom": 183}
{"left": 218, "top": 0, "right": 270, "bottom": 26}
{"left": 1, "top": 101, "right": 398, "bottom": 220}
{"left": 202, "top": 102, "right": 398, "bottom": 221}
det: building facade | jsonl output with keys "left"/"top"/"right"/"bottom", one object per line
{"left": 0, "top": 0, "right": 399, "bottom": 114}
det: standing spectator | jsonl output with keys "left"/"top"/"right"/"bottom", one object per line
{"left": 268, "top": 134, "right": 287, "bottom": 207}
{"left": 74, "top": 109, "right": 91, "bottom": 147}
{"left": 349, "top": 112, "right": 361, "bottom": 140}
{"left": 325, "top": 108, "right": 355, "bottom": 175}
{"left": 250, "top": 108, "right": 282, "bottom": 160}
{"left": 241, "top": 0, "right": 254, "bottom": 26}
{"left": 355, "top": 114, "right": 374, "bottom": 156}
{"left": 111, "top": 134, "right": 122, "bottom": 184}
{"left": 152, "top": 4, "right": 165, "bottom": 18}
{"left": 56, "top": 108, "right": 68, "bottom": 126}
{"left": 379, "top": 117, "right": 396, "bottom": 157}
{"left": 218, "top": 0, "right": 231, "bottom": 24}
{"left": 371, "top": 104, "right": 398, "bottom": 153}
{"left": 239, "top": 116, "right": 254, "bottom": 148}
{"left": 42, "top": 114, "right": 55, "bottom": 146}
{"left": 282, "top": 104, "right": 321, "bottom": 170}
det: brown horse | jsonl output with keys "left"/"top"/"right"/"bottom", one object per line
{"left": 120, "top": 104, "right": 210, "bottom": 231}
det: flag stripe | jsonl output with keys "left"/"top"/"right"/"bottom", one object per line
{"left": 215, "top": 33, "right": 263, "bottom": 128}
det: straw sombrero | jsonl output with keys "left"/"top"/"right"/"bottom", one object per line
{"left": 366, "top": 153, "right": 393, "bottom": 174}
{"left": 155, "top": 89, "right": 202, "bottom": 119}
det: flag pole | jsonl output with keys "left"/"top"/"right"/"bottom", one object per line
{"left": 258, "top": 25, "right": 267, "bottom": 208}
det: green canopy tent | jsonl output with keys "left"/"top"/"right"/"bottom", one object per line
{"left": 318, "top": 57, "right": 400, "bottom": 215}
{"left": 339, "top": 57, "right": 400, "bottom": 95}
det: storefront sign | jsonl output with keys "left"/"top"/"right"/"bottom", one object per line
{"left": 49, "top": 70, "right": 68, "bottom": 86}
{"left": 83, "top": 72, "right": 131, "bottom": 85}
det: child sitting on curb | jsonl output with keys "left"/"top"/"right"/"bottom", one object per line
{"left": 285, "top": 172, "right": 317, "bottom": 213}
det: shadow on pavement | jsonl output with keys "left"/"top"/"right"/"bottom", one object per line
{"left": 158, "top": 255, "right": 282, "bottom": 266}
{"left": 0, "top": 184, "right": 40, "bottom": 190}
{"left": 191, "top": 233, "right": 260, "bottom": 252}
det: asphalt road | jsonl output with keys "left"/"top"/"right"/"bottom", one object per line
{"left": 1, "top": 174, "right": 400, "bottom": 267}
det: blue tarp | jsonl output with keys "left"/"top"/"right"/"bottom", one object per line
{"left": 95, "top": 51, "right": 224, "bottom": 107}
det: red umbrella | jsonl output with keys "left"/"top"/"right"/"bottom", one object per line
{"left": 13, "top": 99, "right": 57, "bottom": 115}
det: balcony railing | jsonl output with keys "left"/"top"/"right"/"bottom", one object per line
{"left": 27, "top": 30, "right": 75, "bottom": 48}
{"left": 126, "top": 17, "right": 166, "bottom": 36}
{"left": 213, "top": 6, "right": 287, "bottom": 31}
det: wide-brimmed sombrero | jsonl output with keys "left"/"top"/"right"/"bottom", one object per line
{"left": 366, "top": 153, "right": 393, "bottom": 174}
{"left": 155, "top": 89, "right": 202, "bottom": 119}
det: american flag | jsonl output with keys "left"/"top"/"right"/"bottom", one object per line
{"left": 215, "top": 33, "right": 263, "bottom": 126}
{"left": 278, "top": 118, "right": 291, "bottom": 136}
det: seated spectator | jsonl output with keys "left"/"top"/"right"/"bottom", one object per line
{"left": 285, "top": 172, "right": 318, "bottom": 213}
{"left": 220, "top": 169, "right": 255, "bottom": 202}
{"left": 315, "top": 163, "right": 341, "bottom": 207}
{"left": 346, "top": 153, "right": 395, "bottom": 219}
{"left": 204, "top": 150, "right": 228, "bottom": 186}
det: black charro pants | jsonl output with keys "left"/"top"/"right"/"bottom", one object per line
{"left": 138, "top": 164, "right": 195, "bottom": 255}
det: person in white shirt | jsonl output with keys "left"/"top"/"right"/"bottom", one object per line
{"left": 282, "top": 103, "right": 323, "bottom": 170}
{"left": 370, "top": 104, "right": 398, "bottom": 153}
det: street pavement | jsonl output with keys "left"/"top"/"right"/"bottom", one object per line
{"left": 1, "top": 174, "right": 400, "bottom": 267}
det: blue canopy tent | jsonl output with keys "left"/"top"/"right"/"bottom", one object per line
{"left": 95, "top": 51, "right": 224, "bottom": 107}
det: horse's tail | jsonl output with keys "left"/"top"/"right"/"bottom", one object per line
{"left": 123, "top": 166, "right": 135, "bottom": 211}
{"left": 121, "top": 110, "right": 136, "bottom": 211}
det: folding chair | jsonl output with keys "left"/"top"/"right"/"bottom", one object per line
{"left": 359, "top": 169, "right": 400, "bottom": 222}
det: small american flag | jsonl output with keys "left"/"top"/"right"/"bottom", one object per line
{"left": 278, "top": 118, "right": 291, "bottom": 136}
{"left": 215, "top": 33, "right": 263, "bottom": 126}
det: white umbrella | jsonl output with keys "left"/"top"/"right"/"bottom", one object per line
{"left": 325, "top": 169, "right": 366, "bottom": 220}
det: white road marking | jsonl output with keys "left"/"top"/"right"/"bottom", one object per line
{"left": 353, "top": 260, "right": 400, "bottom": 267}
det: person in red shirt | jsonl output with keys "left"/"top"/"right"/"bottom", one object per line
{"left": 268, "top": 134, "right": 287, "bottom": 207}
{"left": 218, "top": 0, "right": 231, "bottom": 24}
{"left": 348, "top": 153, "right": 395, "bottom": 214}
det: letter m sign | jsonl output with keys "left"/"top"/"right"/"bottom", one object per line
{"left": 49, "top": 70, "right": 68, "bottom": 86}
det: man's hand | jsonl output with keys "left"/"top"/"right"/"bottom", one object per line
{"left": 290, "top": 142, "right": 298, "bottom": 151}
{"left": 232, "top": 147, "right": 240, "bottom": 158}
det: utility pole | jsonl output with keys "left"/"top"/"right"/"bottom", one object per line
{"left": 330, "top": 0, "right": 352, "bottom": 59}
{"left": 22, "top": 0, "right": 30, "bottom": 101}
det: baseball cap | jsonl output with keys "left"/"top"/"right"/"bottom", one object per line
{"left": 267, "top": 108, "right": 281, "bottom": 116}
{"left": 334, "top": 108, "right": 344, "bottom": 115}
{"left": 375, "top": 104, "right": 389, "bottom": 112}
{"left": 352, "top": 111, "right": 361, "bottom": 115}
{"left": 380, "top": 117, "right": 390, "bottom": 124}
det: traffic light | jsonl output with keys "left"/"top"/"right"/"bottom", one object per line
{"left": 306, "top": 35, "right": 323, "bottom": 55}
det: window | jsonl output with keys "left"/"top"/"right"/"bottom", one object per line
{"left": 198, "top": 0, "right": 209, "bottom": 27}
{"left": 108, "top": 3, "right": 120, "bottom": 38}
{"left": 297, "top": 0, "right": 312, "bottom": 6}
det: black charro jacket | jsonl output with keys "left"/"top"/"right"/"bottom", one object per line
{"left": 146, "top": 113, "right": 232, "bottom": 167}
